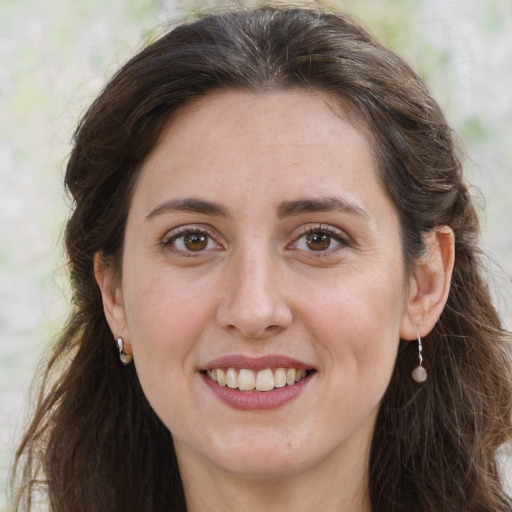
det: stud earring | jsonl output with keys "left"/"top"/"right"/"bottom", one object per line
{"left": 116, "top": 337, "right": 133, "bottom": 365}
{"left": 411, "top": 330, "right": 427, "bottom": 383}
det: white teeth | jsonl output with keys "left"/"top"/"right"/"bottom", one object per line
{"left": 238, "top": 369, "right": 255, "bottom": 391}
{"left": 226, "top": 368, "right": 238, "bottom": 388}
{"left": 274, "top": 368, "right": 287, "bottom": 388}
{"left": 296, "top": 369, "right": 307, "bottom": 382}
{"left": 217, "top": 369, "right": 227, "bottom": 386}
{"left": 206, "top": 367, "right": 310, "bottom": 391}
{"left": 255, "top": 369, "right": 274, "bottom": 391}
{"left": 286, "top": 368, "right": 296, "bottom": 386}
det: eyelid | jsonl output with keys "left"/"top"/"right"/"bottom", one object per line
{"left": 161, "top": 224, "right": 224, "bottom": 255}
{"left": 288, "top": 224, "right": 352, "bottom": 254}
{"left": 162, "top": 224, "right": 211, "bottom": 243}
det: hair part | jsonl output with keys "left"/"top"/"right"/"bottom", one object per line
{"left": 13, "top": 6, "right": 512, "bottom": 512}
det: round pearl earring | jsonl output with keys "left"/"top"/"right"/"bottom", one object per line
{"left": 116, "top": 337, "right": 133, "bottom": 366}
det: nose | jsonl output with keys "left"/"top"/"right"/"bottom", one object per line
{"left": 215, "top": 245, "right": 293, "bottom": 339}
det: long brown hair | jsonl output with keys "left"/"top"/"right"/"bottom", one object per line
{"left": 12, "top": 6, "right": 512, "bottom": 511}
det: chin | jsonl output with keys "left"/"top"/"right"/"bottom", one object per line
{"left": 196, "top": 427, "right": 333, "bottom": 479}
{"left": 212, "top": 449, "right": 315, "bottom": 479}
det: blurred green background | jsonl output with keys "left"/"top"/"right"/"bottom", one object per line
{"left": 1, "top": 0, "right": 511, "bottom": 508}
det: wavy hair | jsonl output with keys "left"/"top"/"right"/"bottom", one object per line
{"left": 12, "top": 6, "right": 512, "bottom": 511}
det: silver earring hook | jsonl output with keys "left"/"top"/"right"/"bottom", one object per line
{"left": 411, "top": 330, "right": 427, "bottom": 383}
{"left": 417, "top": 330, "right": 423, "bottom": 366}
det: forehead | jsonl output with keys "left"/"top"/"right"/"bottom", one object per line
{"left": 135, "top": 90, "right": 381, "bottom": 206}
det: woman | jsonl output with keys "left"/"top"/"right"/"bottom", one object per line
{"left": 12, "top": 5, "right": 512, "bottom": 512}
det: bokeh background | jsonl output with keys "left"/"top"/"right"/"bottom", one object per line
{"left": 1, "top": 0, "right": 511, "bottom": 508}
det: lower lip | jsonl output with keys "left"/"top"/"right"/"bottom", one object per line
{"left": 202, "top": 373, "right": 313, "bottom": 411}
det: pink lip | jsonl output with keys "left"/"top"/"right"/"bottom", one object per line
{"left": 201, "top": 372, "right": 313, "bottom": 411}
{"left": 201, "top": 354, "right": 313, "bottom": 371}
{"left": 200, "top": 354, "right": 315, "bottom": 411}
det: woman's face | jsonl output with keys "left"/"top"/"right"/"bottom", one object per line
{"left": 115, "top": 90, "right": 415, "bottom": 479}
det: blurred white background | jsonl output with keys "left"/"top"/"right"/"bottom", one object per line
{"left": 1, "top": 0, "right": 511, "bottom": 508}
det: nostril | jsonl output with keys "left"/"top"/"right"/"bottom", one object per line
{"left": 222, "top": 322, "right": 284, "bottom": 339}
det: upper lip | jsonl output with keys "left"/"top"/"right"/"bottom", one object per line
{"left": 201, "top": 354, "right": 314, "bottom": 371}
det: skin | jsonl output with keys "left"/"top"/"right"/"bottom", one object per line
{"left": 96, "top": 90, "right": 454, "bottom": 511}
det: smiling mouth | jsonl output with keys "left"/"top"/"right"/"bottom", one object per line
{"left": 204, "top": 367, "right": 313, "bottom": 392}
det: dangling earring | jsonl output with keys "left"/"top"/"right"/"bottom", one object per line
{"left": 411, "top": 330, "right": 427, "bottom": 383}
{"left": 116, "top": 337, "right": 133, "bottom": 365}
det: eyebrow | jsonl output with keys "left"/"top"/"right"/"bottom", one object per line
{"left": 146, "top": 198, "right": 231, "bottom": 221}
{"left": 277, "top": 197, "right": 369, "bottom": 220}
{"left": 145, "top": 196, "right": 369, "bottom": 222}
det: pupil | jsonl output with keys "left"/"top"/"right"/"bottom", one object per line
{"left": 184, "top": 233, "right": 208, "bottom": 251}
{"left": 306, "top": 233, "right": 330, "bottom": 251}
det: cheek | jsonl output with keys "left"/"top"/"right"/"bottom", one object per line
{"left": 297, "top": 267, "right": 405, "bottom": 372}
{"left": 121, "top": 271, "right": 215, "bottom": 428}
{"left": 122, "top": 266, "right": 218, "bottom": 366}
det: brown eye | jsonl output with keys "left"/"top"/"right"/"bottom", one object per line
{"left": 305, "top": 233, "right": 331, "bottom": 251}
{"left": 291, "top": 226, "right": 348, "bottom": 256}
{"left": 163, "top": 228, "right": 220, "bottom": 254}
{"left": 184, "top": 233, "right": 208, "bottom": 251}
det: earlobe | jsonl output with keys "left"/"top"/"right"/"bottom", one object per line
{"left": 93, "top": 252, "right": 130, "bottom": 349}
{"left": 400, "top": 226, "right": 455, "bottom": 340}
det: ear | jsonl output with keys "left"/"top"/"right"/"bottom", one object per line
{"left": 94, "top": 252, "right": 131, "bottom": 354}
{"left": 400, "top": 226, "right": 455, "bottom": 340}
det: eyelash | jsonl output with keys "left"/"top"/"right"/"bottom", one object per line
{"left": 160, "top": 224, "right": 351, "bottom": 257}
{"left": 161, "top": 225, "right": 221, "bottom": 257}
{"left": 291, "top": 225, "right": 351, "bottom": 256}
